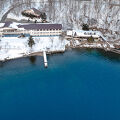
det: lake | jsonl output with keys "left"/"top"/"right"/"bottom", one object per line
{"left": 0, "top": 48, "right": 120, "bottom": 120}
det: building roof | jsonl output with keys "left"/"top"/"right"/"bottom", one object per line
{"left": 18, "top": 24, "right": 62, "bottom": 30}
{"left": 3, "top": 21, "right": 13, "bottom": 28}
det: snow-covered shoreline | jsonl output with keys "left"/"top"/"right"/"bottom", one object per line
{"left": 0, "top": 22, "right": 116, "bottom": 62}
{"left": 0, "top": 36, "right": 65, "bottom": 61}
{"left": 0, "top": 35, "right": 116, "bottom": 62}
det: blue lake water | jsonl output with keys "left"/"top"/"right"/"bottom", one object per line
{"left": 0, "top": 48, "right": 120, "bottom": 120}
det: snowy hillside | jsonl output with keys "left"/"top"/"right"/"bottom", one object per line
{"left": 0, "top": 0, "right": 120, "bottom": 40}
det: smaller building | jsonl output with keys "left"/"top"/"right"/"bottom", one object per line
{"left": 67, "top": 30, "right": 100, "bottom": 38}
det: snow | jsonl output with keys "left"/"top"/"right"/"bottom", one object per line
{"left": 109, "top": 44, "right": 114, "bottom": 48}
{"left": 65, "top": 40, "right": 70, "bottom": 46}
{"left": 9, "top": 22, "right": 20, "bottom": 29}
{"left": 0, "top": 33, "right": 115, "bottom": 61}
{"left": 0, "top": 37, "right": 29, "bottom": 61}
{"left": 74, "top": 40, "right": 80, "bottom": 46}
{"left": 33, "top": 36, "right": 65, "bottom": 52}
{"left": 67, "top": 31, "right": 73, "bottom": 36}
{"left": 0, "top": 0, "right": 119, "bottom": 61}
{"left": 7, "top": 13, "right": 28, "bottom": 22}
{"left": 0, "top": 0, "right": 119, "bottom": 38}
{"left": 0, "top": 23, "right": 4, "bottom": 28}
{"left": 0, "top": 36, "right": 65, "bottom": 61}
{"left": 0, "top": 20, "right": 114, "bottom": 61}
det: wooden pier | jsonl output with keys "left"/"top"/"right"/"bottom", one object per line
{"left": 43, "top": 51, "right": 48, "bottom": 68}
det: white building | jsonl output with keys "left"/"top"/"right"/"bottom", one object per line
{"left": 67, "top": 30, "right": 100, "bottom": 38}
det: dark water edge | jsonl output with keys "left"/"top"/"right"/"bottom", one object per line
{"left": 0, "top": 48, "right": 120, "bottom": 120}
{"left": 1, "top": 48, "right": 120, "bottom": 67}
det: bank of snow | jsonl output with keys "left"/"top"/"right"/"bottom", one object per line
{"left": 0, "top": 35, "right": 115, "bottom": 61}
{"left": 0, "top": 36, "right": 65, "bottom": 61}
{"left": 33, "top": 37, "right": 65, "bottom": 52}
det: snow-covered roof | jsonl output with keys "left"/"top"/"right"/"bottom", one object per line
{"left": 1, "top": 22, "right": 62, "bottom": 31}
{"left": 3, "top": 21, "right": 13, "bottom": 28}
{"left": 18, "top": 24, "right": 62, "bottom": 30}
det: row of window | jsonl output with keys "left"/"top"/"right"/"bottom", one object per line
{"left": 31, "top": 31, "right": 61, "bottom": 34}
{"left": 84, "top": 32, "right": 96, "bottom": 35}
{"left": 2, "top": 29, "right": 62, "bottom": 33}
{"left": 2, "top": 31, "right": 62, "bottom": 35}
{"left": 35, "top": 29, "right": 61, "bottom": 31}
{"left": 31, "top": 33, "right": 61, "bottom": 35}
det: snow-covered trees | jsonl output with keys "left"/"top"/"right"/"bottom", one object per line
{"left": 0, "top": 0, "right": 119, "bottom": 40}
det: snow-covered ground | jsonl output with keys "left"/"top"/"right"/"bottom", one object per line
{"left": 33, "top": 37, "right": 65, "bottom": 52}
{"left": 0, "top": 26, "right": 116, "bottom": 61}
{"left": 0, "top": 36, "right": 65, "bottom": 61}
{"left": 0, "top": 0, "right": 119, "bottom": 61}
{"left": 0, "top": 34, "right": 116, "bottom": 61}
{"left": 0, "top": 23, "right": 4, "bottom": 28}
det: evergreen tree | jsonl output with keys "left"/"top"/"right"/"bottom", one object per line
{"left": 40, "top": 13, "right": 47, "bottom": 22}
{"left": 28, "top": 36, "right": 35, "bottom": 48}
{"left": 87, "top": 36, "right": 94, "bottom": 43}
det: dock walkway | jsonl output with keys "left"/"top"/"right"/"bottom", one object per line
{"left": 43, "top": 51, "right": 48, "bottom": 68}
